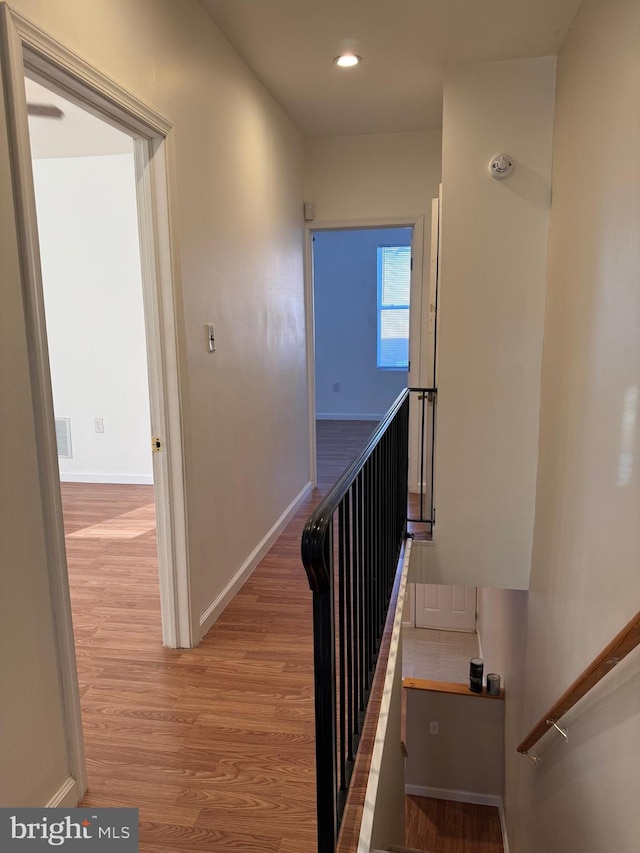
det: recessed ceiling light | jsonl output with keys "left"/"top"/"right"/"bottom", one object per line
{"left": 333, "top": 54, "right": 361, "bottom": 68}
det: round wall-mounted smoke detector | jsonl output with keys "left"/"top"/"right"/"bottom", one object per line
{"left": 489, "top": 153, "right": 514, "bottom": 180}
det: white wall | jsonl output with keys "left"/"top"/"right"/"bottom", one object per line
{"left": 424, "top": 57, "right": 556, "bottom": 589}
{"left": 313, "top": 227, "right": 410, "bottom": 419}
{"left": 505, "top": 1, "right": 640, "bottom": 851}
{"left": 477, "top": 587, "right": 528, "bottom": 695}
{"left": 305, "top": 131, "right": 442, "bottom": 386}
{"left": 33, "top": 153, "right": 153, "bottom": 484}
{"left": 476, "top": 586, "right": 529, "bottom": 829}
{"left": 305, "top": 131, "right": 441, "bottom": 225}
{"left": 0, "top": 70, "right": 71, "bottom": 806}
{"left": 2, "top": 0, "right": 308, "bottom": 806}
{"left": 405, "top": 689, "right": 505, "bottom": 798}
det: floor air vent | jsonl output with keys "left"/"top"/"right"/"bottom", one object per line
{"left": 55, "top": 417, "right": 72, "bottom": 458}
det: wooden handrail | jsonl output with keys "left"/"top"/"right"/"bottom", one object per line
{"left": 517, "top": 609, "right": 640, "bottom": 756}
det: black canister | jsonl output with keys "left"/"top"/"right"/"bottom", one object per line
{"left": 469, "top": 657, "right": 484, "bottom": 693}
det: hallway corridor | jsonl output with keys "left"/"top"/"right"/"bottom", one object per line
{"left": 65, "top": 421, "right": 376, "bottom": 852}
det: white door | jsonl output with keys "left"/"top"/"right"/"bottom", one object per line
{"left": 415, "top": 584, "right": 477, "bottom": 632}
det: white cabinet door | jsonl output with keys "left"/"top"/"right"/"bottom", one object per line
{"left": 415, "top": 584, "right": 477, "bottom": 632}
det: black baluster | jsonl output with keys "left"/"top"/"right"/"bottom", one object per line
{"left": 357, "top": 471, "right": 365, "bottom": 713}
{"left": 337, "top": 502, "right": 346, "bottom": 796}
{"left": 344, "top": 492, "right": 353, "bottom": 763}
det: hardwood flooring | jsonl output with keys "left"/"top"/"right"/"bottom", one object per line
{"left": 315, "top": 419, "right": 378, "bottom": 489}
{"left": 62, "top": 423, "right": 487, "bottom": 852}
{"left": 405, "top": 795, "right": 504, "bottom": 853}
{"left": 63, "top": 421, "right": 375, "bottom": 852}
{"left": 65, "top": 481, "right": 318, "bottom": 852}
{"left": 316, "top": 419, "right": 432, "bottom": 540}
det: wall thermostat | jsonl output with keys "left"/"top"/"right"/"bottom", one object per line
{"left": 489, "top": 153, "right": 514, "bottom": 180}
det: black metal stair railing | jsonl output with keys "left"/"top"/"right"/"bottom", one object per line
{"left": 301, "top": 388, "right": 412, "bottom": 853}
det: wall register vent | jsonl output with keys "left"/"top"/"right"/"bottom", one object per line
{"left": 55, "top": 417, "right": 72, "bottom": 458}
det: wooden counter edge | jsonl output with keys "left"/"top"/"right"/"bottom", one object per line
{"left": 402, "top": 677, "right": 505, "bottom": 700}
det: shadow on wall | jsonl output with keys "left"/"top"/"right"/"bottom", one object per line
{"left": 503, "top": 161, "right": 551, "bottom": 210}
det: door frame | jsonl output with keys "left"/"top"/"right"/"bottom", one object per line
{"left": 0, "top": 4, "right": 192, "bottom": 795}
{"left": 304, "top": 215, "right": 425, "bottom": 486}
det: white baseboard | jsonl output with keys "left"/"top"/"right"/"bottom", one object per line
{"left": 199, "top": 481, "right": 313, "bottom": 638}
{"left": 405, "top": 784, "right": 501, "bottom": 809}
{"left": 316, "top": 413, "right": 383, "bottom": 421}
{"left": 406, "top": 785, "right": 508, "bottom": 851}
{"left": 499, "top": 798, "right": 510, "bottom": 853}
{"left": 59, "top": 472, "right": 154, "bottom": 485}
{"left": 46, "top": 776, "right": 80, "bottom": 808}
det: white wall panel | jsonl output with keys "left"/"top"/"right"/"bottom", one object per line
{"left": 432, "top": 57, "right": 556, "bottom": 589}
{"left": 33, "top": 153, "right": 153, "bottom": 484}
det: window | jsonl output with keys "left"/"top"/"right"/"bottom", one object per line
{"left": 377, "top": 245, "right": 411, "bottom": 370}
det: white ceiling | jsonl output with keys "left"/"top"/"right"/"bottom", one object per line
{"left": 25, "top": 78, "right": 133, "bottom": 159}
{"left": 200, "top": 0, "right": 583, "bottom": 137}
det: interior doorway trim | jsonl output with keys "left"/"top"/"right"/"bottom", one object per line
{"left": 304, "top": 215, "right": 425, "bottom": 486}
{"left": 0, "top": 3, "right": 192, "bottom": 794}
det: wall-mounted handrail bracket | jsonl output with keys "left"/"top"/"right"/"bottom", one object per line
{"left": 547, "top": 719, "right": 568, "bottom": 740}
{"left": 526, "top": 752, "right": 541, "bottom": 766}
{"left": 517, "top": 609, "right": 640, "bottom": 758}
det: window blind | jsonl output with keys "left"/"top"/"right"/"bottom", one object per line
{"left": 377, "top": 245, "right": 410, "bottom": 369}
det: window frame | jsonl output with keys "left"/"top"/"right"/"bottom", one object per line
{"left": 376, "top": 243, "right": 411, "bottom": 371}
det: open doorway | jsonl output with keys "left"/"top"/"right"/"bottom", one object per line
{"left": 27, "top": 78, "right": 153, "bottom": 491}
{"left": 11, "top": 42, "right": 191, "bottom": 659}
{"left": 25, "top": 75, "right": 166, "bottom": 671}
{"left": 311, "top": 225, "right": 413, "bottom": 487}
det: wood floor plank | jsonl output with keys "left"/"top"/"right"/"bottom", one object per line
{"left": 64, "top": 421, "right": 441, "bottom": 851}
{"left": 64, "top": 421, "right": 375, "bottom": 851}
{"left": 405, "top": 795, "right": 504, "bottom": 853}
{"left": 137, "top": 824, "right": 283, "bottom": 853}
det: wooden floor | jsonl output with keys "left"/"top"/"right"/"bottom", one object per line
{"left": 315, "top": 419, "right": 378, "bottom": 489}
{"left": 63, "top": 420, "right": 375, "bottom": 853}
{"left": 316, "top": 419, "right": 432, "bottom": 540}
{"left": 63, "top": 421, "right": 476, "bottom": 852}
{"left": 406, "top": 795, "right": 504, "bottom": 853}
